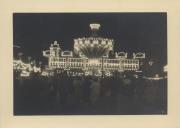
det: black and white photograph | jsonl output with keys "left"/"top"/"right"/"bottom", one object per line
{"left": 13, "top": 13, "right": 167, "bottom": 115}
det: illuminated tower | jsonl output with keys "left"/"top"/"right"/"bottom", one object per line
{"left": 43, "top": 41, "right": 61, "bottom": 69}
{"left": 74, "top": 23, "right": 114, "bottom": 58}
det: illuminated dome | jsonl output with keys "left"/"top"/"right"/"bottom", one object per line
{"left": 74, "top": 23, "right": 114, "bottom": 58}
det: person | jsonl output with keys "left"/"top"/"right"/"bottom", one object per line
{"left": 59, "top": 71, "right": 71, "bottom": 107}
{"left": 90, "top": 78, "right": 101, "bottom": 104}
{"left": 73, "top": 76, "right": 83, "bottom": 103}
{"left": 82, "top": 76, "right": 91, "bottom": 103}
{"left": 101, "top": 77, "right": 111, "bottom": 97}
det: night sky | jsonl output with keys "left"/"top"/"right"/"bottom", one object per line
{"left": 13, "top": 13, "right": 167, "bottom": 65}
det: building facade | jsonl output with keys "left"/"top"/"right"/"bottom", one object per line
{"left": 43, "top": 23, "right": 145, "bottom": 75}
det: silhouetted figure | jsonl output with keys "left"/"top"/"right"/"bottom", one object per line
{"left": 101, "top": 77, "right": 112, "bottom": 97}
{"left": 59, "top": 71, "right": 70, "bottom": 107}
{"left": 73, "top": 76, "right": 83, "bottom": 103}
{"left": 82, "top": 76, "right": 91, "bottom": 103}
{"left": 90, "top": 78, "right": 101, "bottom": 104}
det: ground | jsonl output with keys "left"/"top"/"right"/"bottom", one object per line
{"left": 13, "top": 73, "right": 167, "bottom": 115}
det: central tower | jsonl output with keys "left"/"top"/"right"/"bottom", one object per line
{"left": 74, "top": 23, "right": 114, "bottom": 58}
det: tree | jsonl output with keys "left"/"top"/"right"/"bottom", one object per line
{"left": 27, "top": 56, "right": 32, "bottom": 63}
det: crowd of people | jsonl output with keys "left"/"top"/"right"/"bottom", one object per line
{"left": 48, "top": 71, "right": 138, "bottom": 105}
{"left": 14, "top": 70, "right": 167, "bottom": 115}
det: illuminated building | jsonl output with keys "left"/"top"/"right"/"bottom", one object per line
{"left": 13, "top": 59, "right": 41, "bottom": 77}
{"left": 43, "top": 23, "right": 145, "bottom": 76}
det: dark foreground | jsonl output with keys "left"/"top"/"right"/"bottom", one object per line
{"left": 14, "top": 74, "right": 167, "bottom": 115}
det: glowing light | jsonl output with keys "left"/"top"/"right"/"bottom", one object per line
{"left": 133, "top": 52, "right": 145, "bottom": 59}
{"left": 33, "top": 66, "right": 41, "bottom": 73}
{"left": 90, "top": 23, "right": 101, "bottom": 30}
{"left": 164, "top": 65, "right": 167, "bottom": 72}
{"left": 61, "top": 51, "right": 73, "bottom": 57}
{"left": 41, "top": 71, "right": 49, "bottom": 76}
{"left": 133, "top": 74, "right": 139, "bottom": 78}
{"left": 88, "top": 59, "right": 99, "bottom": 65}
{"left": 116, "top": 52, "right": 128, "bottom": 58}
{"left": 105, "top": 72, "right": 112, "bottom": 76}
{"left": 20, "top": 70, "right": 30, "bottom": 77}
{"left": 75, "top": 39, "right": 113, "bottom": 58}
{"left": 143, "top": 75, "right": 164, "bottom": 81}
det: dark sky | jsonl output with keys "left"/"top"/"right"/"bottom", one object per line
{"left": 13, "top": 13, "right": 167, "bottom": 65}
